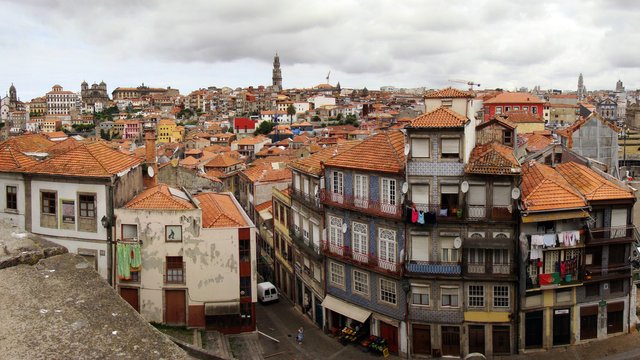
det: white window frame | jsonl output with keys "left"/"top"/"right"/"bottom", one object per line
{"left": 379, "top": 278, "right": 397, "bottom": 305}
{"left": 381, "top": 178, "right": 397, "bottom": 206}
{"left": 440, "top": 138, "right": 460, "bottom": 158}
{"left": 411, "top": 235, "right": 430, "bottom": 262}
{"left": 351, "top": 221, "right": 368, "bottom": 260}
{"left": 329, "top": 216, "right": 344, "bottom": 253}
{"left": 331, "top": 171, "right": 343, "bottom": 195}
{"left": 440, "top": 237, "right": 460, "bottom": 263}
{"left": 352, "top": 269, "right": 369, "bottom": 296}
{"left": 411, "top": 184, "right": 430, "bottom": 207}
{"left": 329, "top": 261, "right": 345, "bottom": 287}
{"left": 411, "top": 285, "right": 430, "bottom": 306}
{"left": 378, "top": 228, "right": 397, "bottom": 265}
{"left": 495, "top": 106, "right": 502, "bottom": 115}
{"left": 354, "top": 174, "right": 369, "bottom": 208}
{"left": 493, "top": 285, "right": 510, "bottom": 308}
{"left": 468, "top": 285, "right": 485, "bottom": 308}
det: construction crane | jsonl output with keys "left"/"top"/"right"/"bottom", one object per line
{"left": 448, "top": 79, "right": 481, "bottom": 91}
{"left": 326, "top": 71, "right": 331, "bottom": 84}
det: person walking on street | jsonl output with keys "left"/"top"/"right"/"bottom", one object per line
{"left": 296, "top": 327, "right": 304, "bottom": 345}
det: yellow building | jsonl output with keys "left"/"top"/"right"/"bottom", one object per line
{"left": 157, "top": 119, "right": 177, "bottom": 143}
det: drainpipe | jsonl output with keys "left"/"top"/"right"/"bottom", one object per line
{"left": 107, "top": 183, "right": 116, "bottom": 287}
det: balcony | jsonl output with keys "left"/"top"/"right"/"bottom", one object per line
{"left": 321, "top": 240, "right": 401, "bottom": 276}
{"left": 291, "top": 232, "right": 322, "bottom": 261}
{"left": 405, "top": 260, "right": 461, "bottom": 275}
{"left": 319, "top": 189, "right": 402, "bottom": 220}
{"left": 462, "top": 260, "right": 514, "bottom": 277}
{"left": 588, "top": 225, "right": 639, "bottom": 245}
{"left": 290, "top": 187, "right": 322, "bottom": 212}
{"left": 466, "top": 205, "right": 514, "bottom": 221}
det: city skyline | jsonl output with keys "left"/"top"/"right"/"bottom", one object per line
{"left": 1, "top": 0, "right": 638, "bottom": 100}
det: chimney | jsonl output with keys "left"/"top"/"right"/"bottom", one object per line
{"left": 143, "top": 127, "right": 158, "bottom": 188}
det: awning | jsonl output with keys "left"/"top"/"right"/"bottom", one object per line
{"left": 321, "top": 295, "right": 371, "bottom": 323}
{"left": 205, "top": 301, "right": 240, "bottom": 316}
{"left": 521, "top": 210, "right": 589, "bottom": 223}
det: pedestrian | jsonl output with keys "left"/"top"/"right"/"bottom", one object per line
{"left": 296, "top": 327, "right": 304, "bottom": 345}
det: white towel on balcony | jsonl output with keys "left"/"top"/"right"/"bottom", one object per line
{"left": 543, "top": 234, "right": 557, "bottom": 247}
{"left": 531, "top": 235, "right": 544, "bottom": 246}
{"left": 530, "top": 246, "right": 543, "bottom": 260}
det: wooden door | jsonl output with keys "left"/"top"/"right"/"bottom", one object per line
{"left": 380, "top": 321, "right": 398, "bottom": 353}
{"left": 412, "top": 324, "right": 431, "bottom": 355}
{"left": 165, "top": 289, "right": 186, "bottom": 325}
{"left": 492, "top": 326, "right": 511, "bottom": 355}
{"left": 468, "top": 325, "right": 485, "bottom": 354}
{"left": 119, "top": 287, "right": 139, "bottom": 312}
{"left": 580, "top": 306, "right": 598, "bottom": 340}
{"left": 525, "top": 311, "right": 543, "bottom": 348}
{"left": 553, "top": 309, "right": 571, "bottom": 346}
{"left": 441, "top": 326, "right": 460, "bottom": 357}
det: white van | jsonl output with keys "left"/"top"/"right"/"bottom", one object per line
{"left": 257, "top": 282, "right": 279, "bottom": 303}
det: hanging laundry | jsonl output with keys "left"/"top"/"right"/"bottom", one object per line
{"left": 117, "top": 243, "right": 131, "bottom": 280}
{"left": 405, "top": 207, "right": 413, "bottom": 223}
{"left": 538, "top": 273, "right": 553, "bottom": 285}
{"left": 529, "top": 246, "right": 543, "bottom": 260}
{"left": 570, "top": 230, "right": 580, "bottom": 246}
{"left": 417, "top": 211, "right": 425, "bottom": 224}
{"left": 130, "top": 243, "right": 142, "bottom": 270}
{"left": 565, "top": 257, "right": 578, "bottom": 275}
{"left": 411, "top": 208, "right": 418, "bottom": 223}
{"left": 531, "top": 235, "right": 544, "bottom": 246}
{"left": 543, "top": 234, "right": 557, "bottom": 248}
{"left": 560, "top": 261, "right": 566, "bottom": 276}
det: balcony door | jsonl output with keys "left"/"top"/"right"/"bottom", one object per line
{"left": 354, "top": 174, "right": 369, "bottom": 208}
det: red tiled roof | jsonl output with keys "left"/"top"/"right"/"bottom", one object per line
{"left": 0, "top": 134, "right": 55, "bottom": 153}
{"left": 242, "top": 164, "right": 292, "bottom": 183}
{"left": 484, "top": 92, "right": 544, "bottom": 104}
{"left": 289, "top": 141, "right": 362, "bottom": 176}
{"left": 27, "top": 142, "right": 142, "bottom": 177}
{"left": 204, "top": 154, "right": 242, "bottom": 168}
{"left": 196, "top": 192, "right": 248, "bottom": 228}
{"left": 503, "top": 110, "right": 544, "bottom": 123}
{"left": 520, "top": 133, "right": 553, "bottom": 153}
{"left": 234, "top": 117, "right": 256, "bottom": 130}
{"left": 255, "top": 200, "right": 272, "bottom": 213}
{"left": 46, "top": 137, "right": 82, "bottom": 156}
{"left": 556, "top": 162, "right": 634, "bottom": 201}
{"left": 425, "top": 87, "right": 474, "bottom": 99}
{"left": 0, "top": 144, "right": 38, "bottom": 172}
{"left": 409, "top": 107, "right": 467, "bottom": 128}
{"left": 521, "top": 161, "right": 587, "bottom": 212}
{"left": 124, "top": 184, "right": 196, "bottom": 210}
{"left": 465, "top": 142, "right": 520, "bottom": 175}
{"left": 323, "top": 131, "right": 405, "bottom": 174}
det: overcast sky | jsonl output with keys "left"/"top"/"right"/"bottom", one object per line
{"left": 1, "top": 0, "right": 638, "bottom": 100}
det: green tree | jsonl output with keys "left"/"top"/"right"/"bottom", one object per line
{"left": 254, "top": 121, "right": 274, "bottom": 135}
{"left": 287, "top": 104, "right": 296, "bottom": 126}
{"left": 227, "top": 127, "right": 234, "bottom": 133}
{"left": 362, "top": 87, "right": 369, "bottom": 97}
{"left": 311, "top": 115, "right": 321, "bottom": 122}
{"left": 336, "top": 113, "right": 343, "bottom": 121}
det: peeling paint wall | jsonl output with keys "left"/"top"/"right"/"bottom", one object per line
{"left": 114, "top": 206, "right": 257, "bottom": 323}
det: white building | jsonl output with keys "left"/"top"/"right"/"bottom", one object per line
{"left": 46, "top": 85, "right": 79, "bottom": 115}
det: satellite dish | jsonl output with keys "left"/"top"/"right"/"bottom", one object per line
{"left": 453, "top": 237, "right": 462, "bottom": 249}
{"left": 460, "top": 181, "right": 469, "bottom": 193}
{"left": 511, "top": 187, "right": 521, "bottom": 200}
{"left": 402, "top": 182, "right": 409, "bottom": 194}
{"left": 404, "top": 143, "right": 410, "bottom": 156}
{"left": 342, "top": 223, "right": 347, "bottom": 233}
{"left": 147, "top": 166, "right": 155, "bottom": 178}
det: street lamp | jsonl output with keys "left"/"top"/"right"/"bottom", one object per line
{"left": 101, "top": 215, "right": 110, "bottom": 229}
{"left": 101, "top": 215, "right": 113, "bottom": 286}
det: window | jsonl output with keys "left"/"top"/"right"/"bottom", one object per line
{"left": 412, "top": 286, "right": 430, "bottom": 306}
{"left": 532, "top": 106, "right": 538, "bottom": 114}
{"left": 6, "top": 186, "right": 17, "bottom": 210}
{"left": 381, "top": 178, "right": 397, "bottom": 206}
{"left": 329, "top": 216, "right": 344, "bottom": 249}
{"left": 79, "top": 194, "right": 96, "bottom": 218}
{"left": 294, "top": 174, "right": 301, "bottom": 191}
{"left": 495, "top": 106, "right": 502, "bottom": 115}
{"left": 329, "top": 261, "right": 344, "bottom": 287}
{"left": 166, "top": 256, "right": 184, "bottom": 283}
{"left": 468, "top": 285, "right": 484, "bottom": 307}
{"left": 354, "top": 174, "right": 369, "bottom": 207}
{"left": 504, "top": 106, "right": 511, "bottom": 112}
{"left": 523, "top": 106, "right": 529, "bottom": 112}
{"left": 609, "top": 244, "right": 626, "bottom": 265}
{"left": 411, "top": 138, "right": 430, "bottom": 158}
{"left": 239, "top": 276, "right": 251, "bottom": 296}
{"left": 503, "top": 130, "right": 513, "bottom": 145}
{"left": 441, "top": 237, "right": 460, "bottom": 262}
{"left": 352, "top": 221, "right": 368, "bottom": 259}
{"left": 610, "top": 279, "right": 624, "bottom": 294}
{"left": 468, "top": 248, "right": 485, "bottom": 264}
{"left": 441, "top": 99, "right": 453, "bottom": 108}
{"left": 493, "top": 285, "right": 510, "bottom": 308}
{"left": 411, "top": 184, "right": 429, "bottom": 207}
{"left": 378, "top": 228, "right": 397, "bottom": 266}
{"left": 41, "top": 191, "right": 56, "bottom": 214}
{"left": 353, "top": 270, "right": 369, "bottom": 296}
{"left": 440, "top": 184, "right": 459, "bottom": 215}
{"left": 514, "top": 106, "right": 520, "bottom": 110}
{"left": 586, "top": 282, "right": 600, "bottom": 297}
{"left": 441, "top": 287, "right": 459, "bottom": 307}
{"left": 411, "top": 235, "right": 430, "bottom": 262}
{"left": 441, "top": 138, "right": 460, "bottom": 158}
{"left": 240, "top": 239, "right": 250, "bottom": 262}
{"left": 331, "top": 171, "right": 343, "bottom": 195}
{"left": 122, "top": 224, "right": 138, "bottom": 240}
{"left": 379, "top": 278, "right": 397, "bottom": 305}
{"left": 493, "top": 249, "right": 509, "bottom": 264}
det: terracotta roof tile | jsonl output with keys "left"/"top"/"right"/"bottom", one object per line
{"left": 195, "top": 192, "right": 248, "bottom": 228}
{"left": 0, "top": 134, "right": 55, "bottom": 153}
{"left": 0, "top": 144, "right": 38, "bottom": 172}
{"left": 503, "top": 110, "right": 544, "bottom": 123}
{"left": 46, "top": 138, "right": 81, "bottom": 156}
{"left": 289, "top": 141, "right": 362, "bottom": 176}
{"left": 409, "top": 107, "right": 467, "bottom": 128}
{"left": 556, "top": 162, "right": 634, "bottom": 201}
{"left": 424, "top": 87, "right": 474, "bottom": 98}
{"left": 324, "top": 131, "right": 405, "bottom": 174}
{"left": 465, "top": 142, "right": 520, "bottom": 175}
{"left": 520, "top": 133, "right": 553, "bottom": 153}
{"left": 521, "top": 161, "right": 587, "bottom": 212}
{"left": 203, "top": 154, "right": 242, "bottom": 168}
{"left": 124, "top": 184, "right": 196, "bottom": 210}
{"left": 27, "top": 142, "right": 142, "bottom": 177}
{"left": 242, "top": 164, "right": 292, "bottom": 183}
{"left": 255, "top": 200, "right": 272, "bottom": 213}
{"left": 484, "top": 92, "right": 544, "bottom": 104}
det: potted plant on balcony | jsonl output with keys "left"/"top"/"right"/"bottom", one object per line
{"left": 456, "top": 208, "right": 463, "bottom": 219}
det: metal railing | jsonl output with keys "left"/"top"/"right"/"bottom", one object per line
{"left": 588, "top": 225, "right": 639, "bottom": 244}
{"left": 405, "top": 260, "right": 461, "bottom": 275}
{"left": 290, "top": 187, "right": 323, "bottom": 211}
{"left": 321, "top": 240, "right": 401, "bottom": 275}
{"left": 320, "top": 189, "right": 402, "bottom": 220}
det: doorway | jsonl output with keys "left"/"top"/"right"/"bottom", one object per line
{"left": 525, "top": 311, "right": 543, "bottom": 349}
{"left": 441, "top": 326, "right": 460, "bottom": 356}
{"left": 412, "top": 324, "right": 431, "bottom": 355}
{"left": 553, "top": 308, "right": 571, "bottom": 346}
{"left": 165, "top": 289, "right": 186, "bottom": 325}
{"left": 119, "top": 287, "right": 139, "bottom": 312}
{"left": 468, "top": 325, "right": 485, "bottom": 354}
{"left": 380, "top": 321, "right": 398, "bottom": 353}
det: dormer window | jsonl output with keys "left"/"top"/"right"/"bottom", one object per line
{"left": 442, "top": 99, "right": 453, "bottom": 108}
{"left": 503, "top": 131, "right": 513, "bottom": 146}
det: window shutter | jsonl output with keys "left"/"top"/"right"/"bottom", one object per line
{"left": 411, "top": 138, "right": 430, "bottom": 158}
{"left": 412, "top": 185, "right": 429, "bottom": 204}
{"left": 441, "top": 138, "right": 459, "bottom": 154}
{"left": 411, "top": 235, "right": 430, "bottom": 261}
{"left": 468, "top": 185, "right": 486, "bottom": 205}
{"left": 441, "top": 184, "right": 459, "bottom": 194}
{"left": 493, "top": 185, "right": 511, "bottom": 206}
